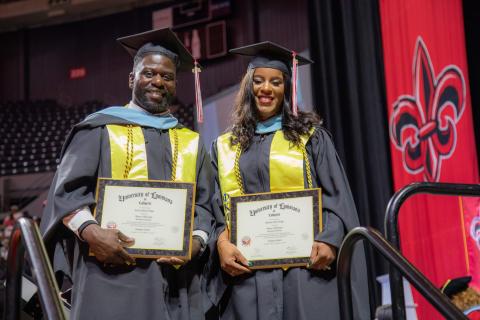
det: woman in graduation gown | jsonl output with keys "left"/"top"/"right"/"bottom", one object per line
{"left": 205, "top": 42, "right": 370, "bottom": 320}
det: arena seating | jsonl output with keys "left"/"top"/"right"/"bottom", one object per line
{"left": 0, "top": 100, "right": 103, "bottom": 176}
{"left": 0, "top": 100, "right": 194, "bottom": 176}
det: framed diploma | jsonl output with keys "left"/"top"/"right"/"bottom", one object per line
{"left": 93, "top": 178, "right": 195, "bottom": 260}
{"left": 229, "top": 189, "right": 322, "bottom": 269}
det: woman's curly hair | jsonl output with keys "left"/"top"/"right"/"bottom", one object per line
{"left": 451, "top": 287, "right": 480, "bottom": 311}
{"left": 229, "top": 68, "right": 322, "bottom": 149}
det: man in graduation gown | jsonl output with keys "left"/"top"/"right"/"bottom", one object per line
{"left": 40, "top": 28, "right": 215, "bottom": 320}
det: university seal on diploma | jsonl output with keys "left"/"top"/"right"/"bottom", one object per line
{"left": 229, "top": 189, "right": 322, "bottom": 269}
{"left": 93, "top": 178, "right": 195, "bottom": 260}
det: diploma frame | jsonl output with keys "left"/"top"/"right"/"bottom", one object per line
{"left": 229, "top": 189, "right": 322, "bottom": 269}
{"left": 93, "top": 178, "right": 195, "bottom": 260}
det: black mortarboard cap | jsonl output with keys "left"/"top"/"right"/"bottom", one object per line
{"left": 441, "top": 276, "right": 472, "bottom": 298}
{"left": 229, "top": 41, "right": 313, "bottom": 75}
{"left": 117, "top": 28, "right": 196, "bottom": 72}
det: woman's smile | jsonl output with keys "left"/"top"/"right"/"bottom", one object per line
{"left": 253, "top": 67, "right": 285, "bottom": 120}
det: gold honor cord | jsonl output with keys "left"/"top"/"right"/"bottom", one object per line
{"left": 300, "top": 128, "right": 315, "bottom": 189}
{"left": 234, "top": 144, "right": 246, "bottom": 194}
{"left": 106, "top": 125, "right": 148, "bottom": 180}
{"left": 301, "top": 144, "right": 313, "bottom": 189}
{"left": 168, "top": 128, "right": 199, "bottom": 183}
{"left": 170, "top": 128, "right": 179, "bottom": 181}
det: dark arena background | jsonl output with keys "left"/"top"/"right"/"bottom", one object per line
{"left": 0, "top": 0, "right": 479, "bottom": 319}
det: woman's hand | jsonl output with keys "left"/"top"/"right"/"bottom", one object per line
{"left": 156, "top": 237, "right": 202, "bottom": 266}
{"left": 156, "top": 256, "right": 186, "bottom": 265}
{"left": 308, "top": 241, "right": 336, "bottom": 271}
{"left": 217, "top": 230, "right": 251, "bottom": 277}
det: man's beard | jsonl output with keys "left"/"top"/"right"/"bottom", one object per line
{"left": 135, "top": 86, "right": 174, "bottom": 114}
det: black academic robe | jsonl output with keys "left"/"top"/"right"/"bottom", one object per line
{"left": 40, "top": 112, "right": 215, "bottom": 320}
{"left": 205, "top": 127, "right": 370, "bottom": 320}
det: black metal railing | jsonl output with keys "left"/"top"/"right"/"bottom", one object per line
{"left": 337, "top": 226, "right": 467, "bottom": 320}
{"left": 4, "top": 217, "right": 66, "bottom": 320}
{"left": 384, "top": 182, "right": 480, "bottom": 320}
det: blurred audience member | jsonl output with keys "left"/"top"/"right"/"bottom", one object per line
{"left": 442, "top": 276, "right": 480, "bottom": 319}
{"left": 0, "top": 225, "right": 12, "bottom": 261}
{"left": 2, "top": 205, "right": 19, "bottom": 227}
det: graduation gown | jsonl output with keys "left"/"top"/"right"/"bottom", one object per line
{"left": 40, "top": 111, "right": 215, "bottom": 320}
{"left": 205, "top": 127, "right": 370, "bottom": 320}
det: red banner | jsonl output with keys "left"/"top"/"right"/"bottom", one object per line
{"left": 379, "top": 0, "right": 479, "bottom": 318}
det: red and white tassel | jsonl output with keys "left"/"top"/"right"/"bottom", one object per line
{"left": 193, "top": 59, "right": 204, "bottom": 123}
{"left": 291, "top": 51, "right": 298, "bottom": 117}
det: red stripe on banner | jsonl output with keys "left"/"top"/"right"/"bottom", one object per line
{"left": 379, "top": 0, "right": 479, "bottom": 318}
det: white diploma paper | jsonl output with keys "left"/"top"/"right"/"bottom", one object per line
{"left": 100, "top": 185, "right": 188, "bottom": 251}
{"left": 235, "top": 196, "right": 314, "bottom": 261}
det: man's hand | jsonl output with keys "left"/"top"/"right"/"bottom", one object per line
{"left": 81, "top": 224, "right": 135, "bottom": 266}
{"left": 191, "top": 237, "right": 203, "bottom": 258}
{"left": 308, "top": 241, "right": 336, "bottom": 271}
{"left": 217, "top": 230, "right": 251, "bottom": 277}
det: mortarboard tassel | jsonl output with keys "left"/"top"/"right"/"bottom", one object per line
{"left": 193, "top": 59, "right": 204, "bottom": 123}
{"left": 291, "top": 51, "right": 298, "bottom": 117}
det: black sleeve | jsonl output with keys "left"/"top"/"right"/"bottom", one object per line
{"left": 308, "top": 128, "right": 360, "bottom": 248}
{"left": 192, "top": 141, "right": 216, "bottom": 237}
{"left": 209, "top": 140, "right": 227, "bottom": 239}
{"left": 41, "top": 127, "right": 102, "bottom": 239}
{"left": 202, "top": 140, "right": 228, "bottom": 309}
{"left": 39, "top": 127, "right": 103, "bottom": 283}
